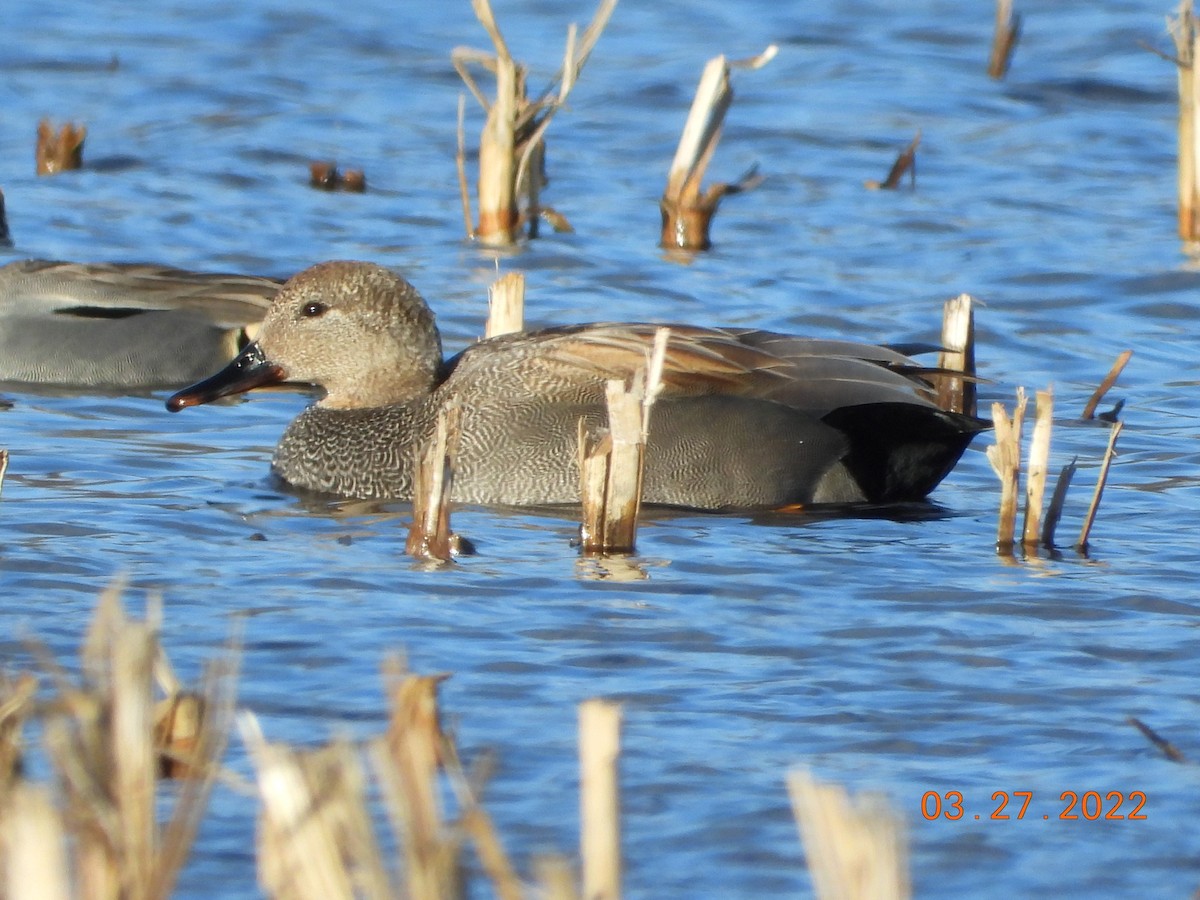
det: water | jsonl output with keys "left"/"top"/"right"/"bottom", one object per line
{"left": 3, "top": 0, "right": 1199, "bottom": 896}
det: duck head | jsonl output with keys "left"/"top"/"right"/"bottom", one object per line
{"left": 167, "top": 260, "right": 443, "bottom": 412}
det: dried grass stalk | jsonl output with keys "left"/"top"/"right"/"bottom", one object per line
{"left": 3, "top": 783, "right": 72, "bottom": 900}
{"left": 1081, "top": 350, "right": 1132, "bottom": 420}
{"left": 36, "top": 119, "right": 86, "bottom": 175}
{"left": 375, "top": 670, "right": 462, "bottom": 900}
{"left": 407, "top": 401, "right": 463, "bottom": 563}
{"left": 535, "top": 854, "right": 577, "bottom": 900}
{"left": 660, "top": 47, "right": 775, "bottom": 250}
{"left": 244, "top": 717, "right": 374, "bottom": 900}
{"left": 988, "top": 0, "right": 1021, "bottom": 79}
{"left": 935, "top": 293, "right": 976, "bottom": 416}
{"left": 485, "top": 271, "right": 526, "bottom": 338}
{"left": 454, "top": 0, "right": 618, "bottom": 245}
{"left": 1171, "top": 1, "right": 1200, "bottom": 240}
{"left": 788, "top": 769, "right": 910, "bottom": 900}
{"left": 580, "top": 699, "right": 622, "bottom": 900}
{"left": 1077, "top": 420, "right": 1123, "bottom": 550}
{"left": 1041, "top": 459, "right": 1077, "bottom": 549}
{"left": 1021, "top": 387, "right": 1053, "bottom": 548}
{"left": 0, "top": 674, "right": 35, "bottom": 794}
{"left": 986, "top": 388, "right": 1028, "bottom": 553}
{"left": 864, "top": 131, "right": 921, "bottom": 191}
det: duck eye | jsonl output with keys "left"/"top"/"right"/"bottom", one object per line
{"left": 302, "top": 301, "right": 327, "bottom": 318}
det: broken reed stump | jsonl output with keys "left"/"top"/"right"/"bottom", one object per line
{"left": 35, "top": 119, "right": 85, "bottom": 175}
{"left": 987, "top": 0, "right": 1021, "bottom": 79}
{"left": 660, "top": 47, "right": 775, "bottom": 251}
{"left": 453, "top": 0, "right": 617, "bottom": 245}
{"left": 0, "top": 584, "right": 235, "bottom": 900}
{"left": 935, "top": 293, "right": 976, "bottom": 416}
{"left": 308, "top": 160, "right": 367, "bottom": 192}
{"left": 578, "top": 328, "right": 668, "bottom": 554}
{"left": 485, "top": 271, "right": 526, "bottom": 338}
{"left": 1170, "top": 2, "right": 1200, "bottom": 241}
{"left": 580, "top": 699, "right": 623, "bottom": 900}
{"left": 987, "top": 388, "right": 1028, "bottom": 554}
{"left": 788, "top": 769, "right": 910, "bottom": 900}
{"left": 406, "top": 401, "right": 464, "bottom": 563}
{"left": 0, "top": 449, "right": 8, "bottom": 501}
{"left": 1021, "top": 388, "right": 1053, "bottom": 548}
{"left": 864, "top": 131, "right": 921, "bottom": 191}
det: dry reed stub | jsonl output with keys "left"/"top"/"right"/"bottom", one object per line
{"left": 309, "top": 160, "right": 366, "bottom": 192}
{"left": 660, "top": 47, "right": 775, "bottom": 251}
{"left": 406, "top": 401, "right": 464, "bottom": 563}
{"left": 35, "top": 119, "right": 86, "bottom": 175}
{"left": 485, "top": 271, "right": 526, "bottom": 338}
{"left": 1171, "top": 1, "right": 1200, "bottom": 241}
{"left": 986, "top": 388, "right": 1027, "bottom": 553}
{"left": 1021, "top": 387, "right": 1053, "bottom": 549}
{"left": 988, "top": 0, "right": 1021, "bottom": 79}
{"left": 454, "top": 0, "right": 617, "bottom": 245}
{"left": 788, "top": 769, "right": 910, "bottom": 900}
{"left": 935, "top": 293, "right": 976, "bottom": 416}
{"left": 0, "top": 449, "right": 8, "bottom": 501}
{"left": 579, "top": 699, "right": 623, "bottom": 900}
{"left": 864, "top": 131, "right": 921, "bottom": 191}
{"left": 577, "top": 329, "right": 668, "bottom": 555}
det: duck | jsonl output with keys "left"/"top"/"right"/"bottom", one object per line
{"left": 166, "top": 260, "right": 985, "bottom": 511}
{"left": 0, "top": 259, "right": 282, "bottom": 388}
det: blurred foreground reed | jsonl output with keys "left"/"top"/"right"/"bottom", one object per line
{"left": 0, "top": 588, "right": 907, "bottom": 899}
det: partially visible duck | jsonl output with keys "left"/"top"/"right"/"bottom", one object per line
{"left": 0, "top": 259, "right": 281, "bottom": 388}
{"left": 167, "top": 260, "right": 984, "bottom": 511}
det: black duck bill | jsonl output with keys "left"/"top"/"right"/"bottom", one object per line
{"left": 166, "top": 341, "right": 286, "bottom": 411}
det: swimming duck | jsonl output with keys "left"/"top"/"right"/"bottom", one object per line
{"left": 167, "top": 260, "right": 984, "bottom": 510}
{"left": 0, "top": 259, "right": 281, "bottom": 388}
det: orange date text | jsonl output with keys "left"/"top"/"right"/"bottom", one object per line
{"left": 920, "top": 790, "right": 1146, "bottom": 821}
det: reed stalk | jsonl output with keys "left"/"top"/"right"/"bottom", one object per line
{"left": 660, "top": 48, "right": 774, "bottom": 250}
{"left": 935, "top": 293, "right": 976, "bottom": 416}
{"left": 1081, "top": 350, "right": 1132, "bottom": 420}
{"left": 579, "top": 699, "right": 622, "bottom": 900}
{"left": 406, "top": 401, "right": 463, "bottom": 563}
{"left": 986, "top": 388, "right": 1027, "bottom": 553}
{"left": 453, "top": 0, "right": 617, "bottom": 245}
{"left": 987, "top": 0, "right": 1021, "bottom": 79}
{"left": 788, "top": 769, "right": 910, "bottom": 900}
{"left": 1171, "top": 1, "right": 1200, "bottom": 240}
{"left": 1021, "top": 387, "right": 1053, "bottom": 549}
{"left": 485, "top": 271, "right": 526, "bottom": 338}
{"left": 1077, "top": 420, "right": 1123, "bottom": 550}
{"left": 578, "top": 329, "right": 668, "bottom": 554}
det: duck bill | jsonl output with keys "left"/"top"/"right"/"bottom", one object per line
{"left": 166, "top": 341, "right": 286, "bottom": 411}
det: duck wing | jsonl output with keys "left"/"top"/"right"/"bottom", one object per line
{"left": 0, "top": 259, "right": 281, "bottom": 325}
{"left": 447, "top": 322, "right": 946, "bottom": 415}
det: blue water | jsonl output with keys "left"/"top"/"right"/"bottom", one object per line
{"left": 3, "top": 0, "right": 1199, "bottom": 896}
